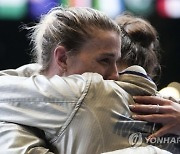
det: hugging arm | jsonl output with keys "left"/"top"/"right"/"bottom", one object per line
{"left": 130, "top": 96, "right": 180, "bottom": 138}
{"left": 0, "top": 122, "right": 55, "bottom": 154}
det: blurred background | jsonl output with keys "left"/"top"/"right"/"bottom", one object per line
{"left": 0, "top": 0, "right": 179, "bottom": 90}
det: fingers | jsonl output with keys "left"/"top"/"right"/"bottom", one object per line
{"left": 133, "top": 96, "right": 172, "bottom": 106}
{"left": 129, "top": 104, "right": 175, "bottom": 114}
{"left": 132, "top": 114, "right": 173, "bottom": 123}
{"left": 129, "top": 104, "right": 159, "bottom": 114}
{"left": 148, "top": 128, "right": 169, "bottom": 138}
{"left": 148, "top": 124, "right": 175, "bottom": 138}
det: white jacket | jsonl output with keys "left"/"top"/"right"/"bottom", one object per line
{"left": 0, "top": 64, "right": 179, "bottom": 154}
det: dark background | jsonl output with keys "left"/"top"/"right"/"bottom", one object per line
{"left": 0, "top": 11, "right": 179, "bottom": 90}
{"left": 148, "top": 14, "right": 180, "bottom": 89}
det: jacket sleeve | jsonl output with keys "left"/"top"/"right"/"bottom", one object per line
{"left": 0, "top": 63, "right": 41, "bottom": 77}
{"left": 0, "top": 122, "right": 55, "bottom": 154}
{"left": 0, "top": 64, "right": 55, "bottom": 153}
{"left": 0, "top": 73, "right": 91, "bottom": 154}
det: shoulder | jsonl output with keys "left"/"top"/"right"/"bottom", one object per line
{"left": 0, "top": 63, "right": 41, "bottom": 77}
{"left": 118, "top": 65, "right": 157, "bottom": 95}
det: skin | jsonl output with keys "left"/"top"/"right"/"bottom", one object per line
{"left": 66, "top": 30, "right": 121, "bottom": 80}
{"left": 129, "top": 96, "right": 180, "bottom": 138}
{"left": 48, "top": 30, "right": 121, "bottom": 80}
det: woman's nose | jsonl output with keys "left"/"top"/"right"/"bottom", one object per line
{"left": 107, "top": 65, "right": 119, "bottom": 80}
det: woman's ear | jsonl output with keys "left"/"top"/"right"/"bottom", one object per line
{"left": 54, "top": 46, "right": 68, "bottom": 70}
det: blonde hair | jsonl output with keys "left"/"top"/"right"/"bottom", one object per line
{"left": 27, "top": 6, "right": 121, "bottom": 71}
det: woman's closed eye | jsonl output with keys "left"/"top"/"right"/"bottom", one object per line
{"left": 99, "top": 58, "right": 111, "bottom": 65}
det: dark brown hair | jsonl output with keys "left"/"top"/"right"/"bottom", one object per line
{"left": 116, "top": 13, "right": 161, "bottom": 82}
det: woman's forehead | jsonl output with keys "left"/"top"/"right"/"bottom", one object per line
{"left": 78, "top": 31, "right": 121, "bottom": 59}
